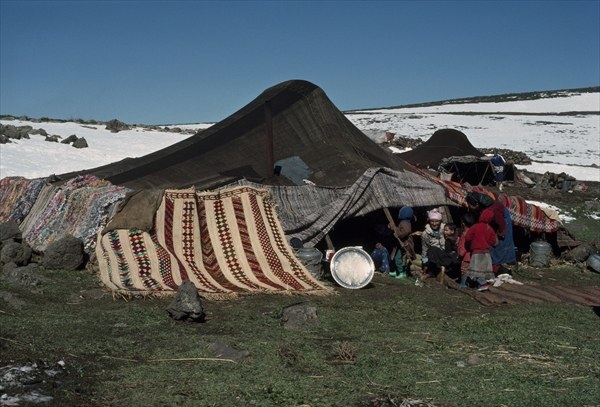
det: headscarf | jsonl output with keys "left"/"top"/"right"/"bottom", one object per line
{"left": 479, "top": 210, "right": 494, "bottom": 224}
{"left": 427, "top": 209, "right": 443, "bottom": 221}
{"left": 398, "top": 206, "right": 414, "bottom": 221}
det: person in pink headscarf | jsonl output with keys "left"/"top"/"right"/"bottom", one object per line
{"left": 417, "top": 209, "right": 446, "bottom": 280}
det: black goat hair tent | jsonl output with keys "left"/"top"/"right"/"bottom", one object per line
{"left": 58, "top": 80, "right": 419, "bottom": 190}
{"left": 399, "top": 128, "right": 484, "bottom": 169}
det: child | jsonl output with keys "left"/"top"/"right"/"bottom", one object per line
{"left": 417, "top": 209, "right": 445, "bottom": 280}
{"left": 425, "top": 222, "right": 459, "bottom": 283}
{"left": 462, "top": 210, "right": 498, "bottom": 291}
{"left": 371, "top": 242, "right": 391, "bottom": 274}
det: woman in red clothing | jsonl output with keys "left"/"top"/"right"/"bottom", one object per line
{"left": 462, "top": 210, "right": 498, "bottom": 291}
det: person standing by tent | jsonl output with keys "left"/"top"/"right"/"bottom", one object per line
{"left": 462, "top": 210, "right": 498, "bottom": 290}
{"left": 387, "top": 206, "right": 416, "bottom": 279}
{"left": 490, "top": 153, "right": 506, "bottom": 190}
{"left": 466, "top": 191, "right": 516, "bottom": 274}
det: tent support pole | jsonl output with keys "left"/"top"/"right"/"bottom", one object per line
{"left": 478, "top": 163, "right": 491, "bottom": 185}
{"left": 264, "top": 100, "right": 274, "bottom": 176}
{"left": 325, "top": 234, "right": 335, "bottom": 251}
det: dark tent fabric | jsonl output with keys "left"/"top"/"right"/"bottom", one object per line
{"left": 398, "top": 128, "right": 517, "bottom": 185}
{"left": 398, "top": 128, "right": 484, "bottom": 169}
{"left": 438, "top": 155, "right": 516, "bottom": 185}
{"left": 57, "top": 80, "right": 417, "bottom": 191}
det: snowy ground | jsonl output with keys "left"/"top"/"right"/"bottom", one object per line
{"left": 1, "top": 91, "right": 598, "bottom": 181}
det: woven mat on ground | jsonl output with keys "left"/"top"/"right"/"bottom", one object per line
{"left": 446, "top": 278, "right": 600, "bottom": 306}
{"left": 0, "top": 177, "right": 46, "bottom": 223}
{"left": 20, "top": 175, "right": 130, "bottom": 252}
{"left": 96, "top": 186, "right": 333, "bottom": 298}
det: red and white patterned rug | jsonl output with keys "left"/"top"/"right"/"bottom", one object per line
{"left": 96, "top": 186, "right": 333, "bottom": 298}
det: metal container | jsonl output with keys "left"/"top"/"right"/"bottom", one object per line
{"left": 587, "top": 254, "right": 600, "bottom": 273}
{"left": 330, "top": 247, "right": 375, "bottom": 289}
{"left": 529, "top": 240, "right": 552, "bottom": 268}
{"left": 295, "top": 247, "right": 323, "bottom": 279}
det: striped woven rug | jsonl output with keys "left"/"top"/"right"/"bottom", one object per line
{"left": 96, "top": 186, "right": 333, "bottom": 298}
{"left": 446, "top": 278, "right": 600, "bottom": 306}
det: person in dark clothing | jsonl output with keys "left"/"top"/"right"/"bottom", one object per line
{"left": 389, "top": 206, "right": 416, "bottom": 279}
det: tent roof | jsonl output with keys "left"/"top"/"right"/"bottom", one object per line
{"left": 399, "top": 128, "right": 484, "bottom": 169}
{"left": 58, "top": 80, "right": 415, "bottom": 190}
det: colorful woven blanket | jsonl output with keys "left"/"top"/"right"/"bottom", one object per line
{"left": 96, "top": 186, "right": 333, "bottom": 298}
{"left": 414, "top": 171, "right": 561, "bottom": 233}
{"left": 20, "top": 175, "right": 130, "bottom": 252}
{"left": 469, "top": 186, "right": 561, "bottom": 233}
{"left": 0, "top": 177, "right": 46, "bottom": 223}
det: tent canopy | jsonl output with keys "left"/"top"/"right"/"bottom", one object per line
{"left": 57, "top": 80, "right": 416, "bottom": 191}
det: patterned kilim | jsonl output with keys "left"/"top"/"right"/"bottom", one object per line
{"left": 418, "top": 175, "right": 561, "bottom": 233}
{"left": 470, "top": 186, "right": 561, "bottom": 233}
{"left": 96, "top": 186, "right": 333, "bottom": 297}
{"left": 498, "top": 194, "right": 561, "bottom": 233}
{"left": 412, "top": 166, "right": 468, "bottom": 205}
{"left": 20, "top": 175, "right": 130, "bottom": 251}
{"left": 0, "top": 177, "right": 46, "bottom": 223}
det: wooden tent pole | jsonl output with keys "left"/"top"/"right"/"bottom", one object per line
{"left": 478, "top": 162, "right": 491, "bottom": 185}
{"left": 383, "top": 207, "right": 406, "bottom": 249}
{"left": 264, "top": 100, "right": 274, "bottom": 176}
{"left": 325, "top": 234, "right": 335, "bottom": 251}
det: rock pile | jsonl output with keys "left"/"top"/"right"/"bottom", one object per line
{"left": 105, "top": 119, "right": 130, "bottom": 132}
{"left": 479, "top": 148, "right": 532, "bottom": 165}
{"left": 1, "top": 220, "right": 87, "bottom": 282}
{"left": 0, "top": 124, "right": 88, "bottom": 148}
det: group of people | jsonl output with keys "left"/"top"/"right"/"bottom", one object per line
{"left": 370, "top": 191, "right": 516, "bottom": 291}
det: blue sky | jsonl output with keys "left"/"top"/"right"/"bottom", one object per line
{"left": 1, "top": 0, "right": 599, "bottom": 125}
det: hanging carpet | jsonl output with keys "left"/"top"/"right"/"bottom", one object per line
{"left": 96, "top": 186, "right": 333, "bottom": 298}
{"left": 20, "top": 175, "right": 130, "bottom": 252}
{"left": 0, "top": 176, "right": 46, "bottom": 223}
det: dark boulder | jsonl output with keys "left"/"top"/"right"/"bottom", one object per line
{"left": 0, "top": 220, "right": 22, "bottom": 242}
{"left": 166, "top": 280, "right": 206, "bottom": 322}
{"left": 61, "top": 134, "right": 78, "bottom": 144}
{"left": 564, "top": 242, "right": 593, "bottom": 263}
{"left": 1, "top": 263, "right": 47, "bottom": 287}
{"left": 42, "top": 235, "right": 85, "bottom": 270}
{"left": 72, "top": 137, "right": 88, "bottom": 148}
{"left": 29, "top": 128, "right": 48, "bottom": 137}
{"left": 106, "top": 119, "right": 130, "bottom": 133}
{"left": 1, "top": 241, "right": 32, "bottom": 266}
